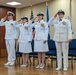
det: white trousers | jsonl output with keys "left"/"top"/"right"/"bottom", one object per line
{"left": 55, "top": 42, "right": 69, "bottom": 68}
{"left": 5, "top": 39, "right": 16, "bottom": 63}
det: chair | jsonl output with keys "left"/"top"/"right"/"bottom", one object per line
{"left": 46, "top": 40, "right": 57, "bottom": 67}
{"left": 69, "top": 39, "right": 76, "bottom": 69}
{"left": 16, "top": 40, "right": 37, "bottom": 66}
{"left": 30, "top": 40, "right": 38, "bottom": 66}
{"left": 16, "top": 44, "right": 22, "bottom": 65}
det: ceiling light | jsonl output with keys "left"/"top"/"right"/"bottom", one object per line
{"left": 6, "top": 1, "right": 21, "bottom": 6}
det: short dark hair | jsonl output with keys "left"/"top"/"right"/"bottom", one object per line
{"left": 8, "top": 14, "right": 14, "bottom": 16}
{"left": 21, "top": 17, "right": 28, "bottom": 22}
{"left": 57, "top": 11, "right": 65, "bottom": 15}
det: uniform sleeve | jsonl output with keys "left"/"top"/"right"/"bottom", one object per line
{"left": 48, "top": 17, "right": 55, "bottom": 26}
{"left": 28, "top": 28, "right": 32, "bottom": 41}
{"left": 67, "top": 20, "right": 73, "bottom": 40}
{"left": 0, "top": 19, "right": 5, "bottom": 26}
{"left": 30, "top": 22, "right": 36, "bottom": 28}
{"left": 13, "top": 22, "right": 21, "bottom": 28}
{"left": 25, "top": 20, "right": 36, "bottom": 28}
{"left": 22, "top": 20, "right": 33, "bottom": 28}
{"left": 28, "top": 21, "right": 35, "bottom": 41}
{"left": 28, "top": 20, "right": 32, "bottom": 26}
{"left": 44, "top": 22, "right": 48, "bottom": 40}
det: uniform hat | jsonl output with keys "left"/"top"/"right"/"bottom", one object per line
{"left": 21, "top": 16, "right": 28, "bottom": 21}
{"left": 7, "top": 11, "right": 15, "bottom": 16}
{"left": 37, "top": 12, "right": 44, "bottom": 16}
{"left": 57, "top": 10, "right": 65, "bottom": 15}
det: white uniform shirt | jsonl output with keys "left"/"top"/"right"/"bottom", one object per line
{"left": 15, "top": 21, "right": 32, "bottom": 43}
{"left": 0, "top": 19, "right": 18, "bottom": 39}
{"left": 48, "top": 17, "right": 73, "bottom": 42}
{"left": 31, "top": 20, "right": 48, "bottom": 41}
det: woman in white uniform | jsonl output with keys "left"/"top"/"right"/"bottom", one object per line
{"left": 48, "top": 10, "right": 73, "bottom": 71}
{"left": 32, "top": 12, "right": 49, "bottom": 69}
{"left": 15, "top": 16, "right": 33, "bottom": 67}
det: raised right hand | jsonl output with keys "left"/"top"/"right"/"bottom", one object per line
{"left": 32, "top": 17, "right": 37, "bottom": 21}
{"left": 3, "top": 16, "right": 7, "bottom": 21}
{"left": 54, "top": 13, "right": 58, "bottom": 18}
{"left": 17, "top": 19, "right": 21, "bottom": 22}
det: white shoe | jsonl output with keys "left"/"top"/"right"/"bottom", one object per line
{"left": 9, "top": 62, "right": 15, "bottom": 66}
{"left": 56, "top": 67, "right": 62, "bottom": 71}
{"left": 4, "top": 62, "right": 11, "bottom": 66}
{"left": 36, "top": 65, "right": 40, "bottom": 69}
{"left": 40, "top": 66, "right": 45, "bottom": 69}
{"left": 40, "top": 64, "right": 45, "bottom": 69}
{"left": 21, "top": 64, "right": 28, "bottom": 67}
{"left": 63, "top": 68, "right": 68, "bottom": 71}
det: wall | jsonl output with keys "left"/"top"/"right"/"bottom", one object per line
{"left": 72, "top": 0, "right": 76, "bottom": 38}
{"left": 16, "top": 0, "right": 76, "bottom": 38}
{"left": 16, "top": 8, "right": 21, "bottom": 21}
{"left": 0, "top": 6, "right": 16, "bottom": 57}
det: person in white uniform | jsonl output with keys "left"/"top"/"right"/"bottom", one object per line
{"left": 48, "top": 10, "right": 73, "bottom": 71}
{"left": 31, "top": 12, "right": 49, "bottom": 69}
{"left": 0, "top": 11, "right": 18, "bottom": 66}
{"left": 14, "top": 16, "right": 33, "bottom": 67}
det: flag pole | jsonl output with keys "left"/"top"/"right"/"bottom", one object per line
{"left": 46, "top": 1, "right": 50, "bottom": 39}
{"left": 68, "top": 0, "right": 72, "bottom": 21}
{"left": 70, "top": 0, "right": 72, "bottom": 20}
{"left": 68, "top": 0, "right": 74, "bottom": 34}
{"left": 30, "top": 2, "right": 33, "bottom": 12}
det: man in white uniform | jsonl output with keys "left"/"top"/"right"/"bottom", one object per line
{"left": 0, "top": 11, "right": 18, "bottom": 66}
{"left": 48, "top": 10, "right": 73, "bottom": 71}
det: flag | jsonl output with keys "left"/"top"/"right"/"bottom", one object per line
{"left": 30, "top": 4, "right": 35, "bottom": 40}
{"left": 30, "top": 4, "right": 35, "bottom": 31}
{"left": 46, "top": 2, "right": 50, "bottom": 22}
{"left": 30, "top": 6, "right": 34, "bottom": 20}
{"left": 46, "top": 2, "right": 50, "bottom": 40}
